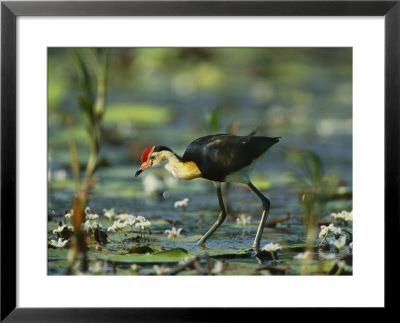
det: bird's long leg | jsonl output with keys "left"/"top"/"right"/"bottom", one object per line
{"left": 248, "top": 182, "right": 271, "bottom": 252}
{"left": 197, "top": 183, "right": 227, "bottom": 245}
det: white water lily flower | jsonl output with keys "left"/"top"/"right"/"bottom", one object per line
{"left": 212, "top": 260, "right": 224, "bottom": 274}
{"left": 65, "top": 209, "right": 74, "bottom": 220}
{"left": 84, "top": 206, "right": 99, "bottom": 221}
{"left": 262, "top": 242, "right": 282, "bottom": 252}
{"left": 318, "top": 225, "right": 330, "bottom": 239}
{"left": 143, "top": 174, "right": 164, "bottom": 194}
{"left": 174, "top": 198, "right": 189, "bottom": 209}
{"left": 116, "top": 213, "right": 130, "bottom": 221}
{"left": 53, "top": 225, "right": 65, "bottom": 235}
{"left": 330, "top": 235, "right": 346, "bottom": 251}
{"left": 54, "top": 169, "right": 68, "bottom": 181}
{"left": 126, "top": 215, "right": 137, "bottom": 226}
{"left": 331, "top": 210, "right": 352, "bottom": 221}
{"left": 51, "top": 238, "right": 68, "bottom": 248}
{"left": 135, "top": 220, "right": 151, "bottom": 230}
{"left": 339, "top": 210, "right": 349, "bottom": 219}
{"left": 86, "top": 213, "right": 99, "bottom": 221}
{"left": 165, "top": 227, "right": 182, "bottom": 240}
{"left": 294, "top": 251, "right": 311, "bottom": 260}
{"left": 236, "top": 214, "right": 251, "bottom": 225}
{"left": 330, "top": 225, "right": 342, "bottom": 238}
{"left": 83, "top": 220, "right": 91, "bottom": 232}
{"left": 107, "top": 219, "right": 127, "bottom": 232}
{"left": 337, "top": 260, "right": 352, "bottom": 272}
{"left": 103, "top": 208, "right": 116, "bottom": 220}
{"left": 154, "top": 264, "right": 168, "bottom": 275}
{"left": 135, "top": 215, "right": 147, "bottom": 223}
{"left": 117, "top": 213, "right": 136, "bottom": 225}
{"left": 89, "top": 262, "right": 103, "bottom": 274}
{"left": 178, "top": 256, "right": 195, "bottom": 265}
{"left": 53, "top": 224, "right": 73, "bottom": 235}
{"left": 344, "top": 210, "right": 353, "bottom": 222}
{"left": 84, "top": 220, "right": 102, "bottom": 232}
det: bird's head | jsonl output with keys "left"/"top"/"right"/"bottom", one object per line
{"left": 135, "top": 145, "right": 172, "bottom": 177}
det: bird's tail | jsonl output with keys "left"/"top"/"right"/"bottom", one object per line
{"left": 248, "top": 127, "right": 281, "bottom": 143}
{"left": 247, "top": 126, "right": 259, "bottom": 137}
{"left": 249, "top": 136, "right": 281, "bottom": 157}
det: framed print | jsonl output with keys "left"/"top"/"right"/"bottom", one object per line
{"left": 1, "top": 0, "right": 398, "bottom": 320}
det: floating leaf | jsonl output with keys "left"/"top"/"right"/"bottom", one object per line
{"left": 96, "top": 247, "right": 192, "bottom": 264}
{"left": 128, "top": 245, "right": 154, "bottom": 254}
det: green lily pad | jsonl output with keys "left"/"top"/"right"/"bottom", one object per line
{"left": 192, "top": 248, "right": 252, "bottom": 259}
{"left": 48, "top": 248, "right": 69, "bottom": 260}
{"left": 96, "top": 247, "right": 192, "bottom": 264}
{"left": 156, "top": 234, "right": 203, "bottom": 243}
{"left": 287, "top": 258, "right": 337, "bottom": 275}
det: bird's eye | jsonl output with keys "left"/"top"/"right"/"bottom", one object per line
{"left": 150, "top": 155, "right": 156, "bottom": 160}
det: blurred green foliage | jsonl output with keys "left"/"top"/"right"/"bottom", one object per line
{"left": 73, "top": 48, "right": 110, "bottom": 150}
{"left": 284, "top": 148, "right": 339, "bottom": 194}
{"left": 196, "top": 105, "right": 238, "bottom": 135}
{"left": 104, "top": 103, "right": 172, "bottom": 125}
{"left": 49, "top": 48, "right": 352, "bottom": 137}
{"left": 284, "top": 147, "right": 341, "bottom": 271}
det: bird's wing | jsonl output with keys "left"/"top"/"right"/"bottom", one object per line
{"left": 183, "top": 135, "right": 253, "bottom": 179}
{"left": 183, "top": 134, "right": 279, "bottom": 181}
{"left": 203, "top": 135, "right": 257, "bottom": 173}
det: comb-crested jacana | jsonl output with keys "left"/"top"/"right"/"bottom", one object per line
{"left": 135, "top": 128, "right": 280, "bottom": 252}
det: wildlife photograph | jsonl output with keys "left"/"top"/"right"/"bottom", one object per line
{"left": 48, "top": 48, "right": 352, "bottom": 275}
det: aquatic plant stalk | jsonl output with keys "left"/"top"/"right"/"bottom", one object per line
{"left": 66, "top": 116, "right": 81, "bottom": 190}
{"left": 146, "top": 228, "right": 152, "bottom": 244}
{"left": 118, "top": 231, "right": 126, "bottom": 249}
{"left": 73, "top": 48, "right": 111, "bottom": 189}
{"left": 285, "top": 148, "right": 339, "bottom": 275}
{"left": 66, "top": 188, "right": 91, "bottom": 274}
{"left": 65, "top": 48, "right": 111, "bottom": 274}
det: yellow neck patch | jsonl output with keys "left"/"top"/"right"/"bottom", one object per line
{"left": 162, "top": 151, "right": 201, "bottom": 180}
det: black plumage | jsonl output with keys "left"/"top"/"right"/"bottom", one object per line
{"left": 181, "top": 131, "right": 280, "bottom": 182}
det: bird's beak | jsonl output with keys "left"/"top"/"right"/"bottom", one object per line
{"left": 135, "top": 161, "right": 150, "bottom": 177}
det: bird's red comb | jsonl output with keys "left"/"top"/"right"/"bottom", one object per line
{"left": 141, "top": 145, "right": 155, "bottom": 163}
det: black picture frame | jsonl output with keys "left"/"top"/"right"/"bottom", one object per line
{"left": 1, "top": 0, "right": 398, "bottom": 320}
